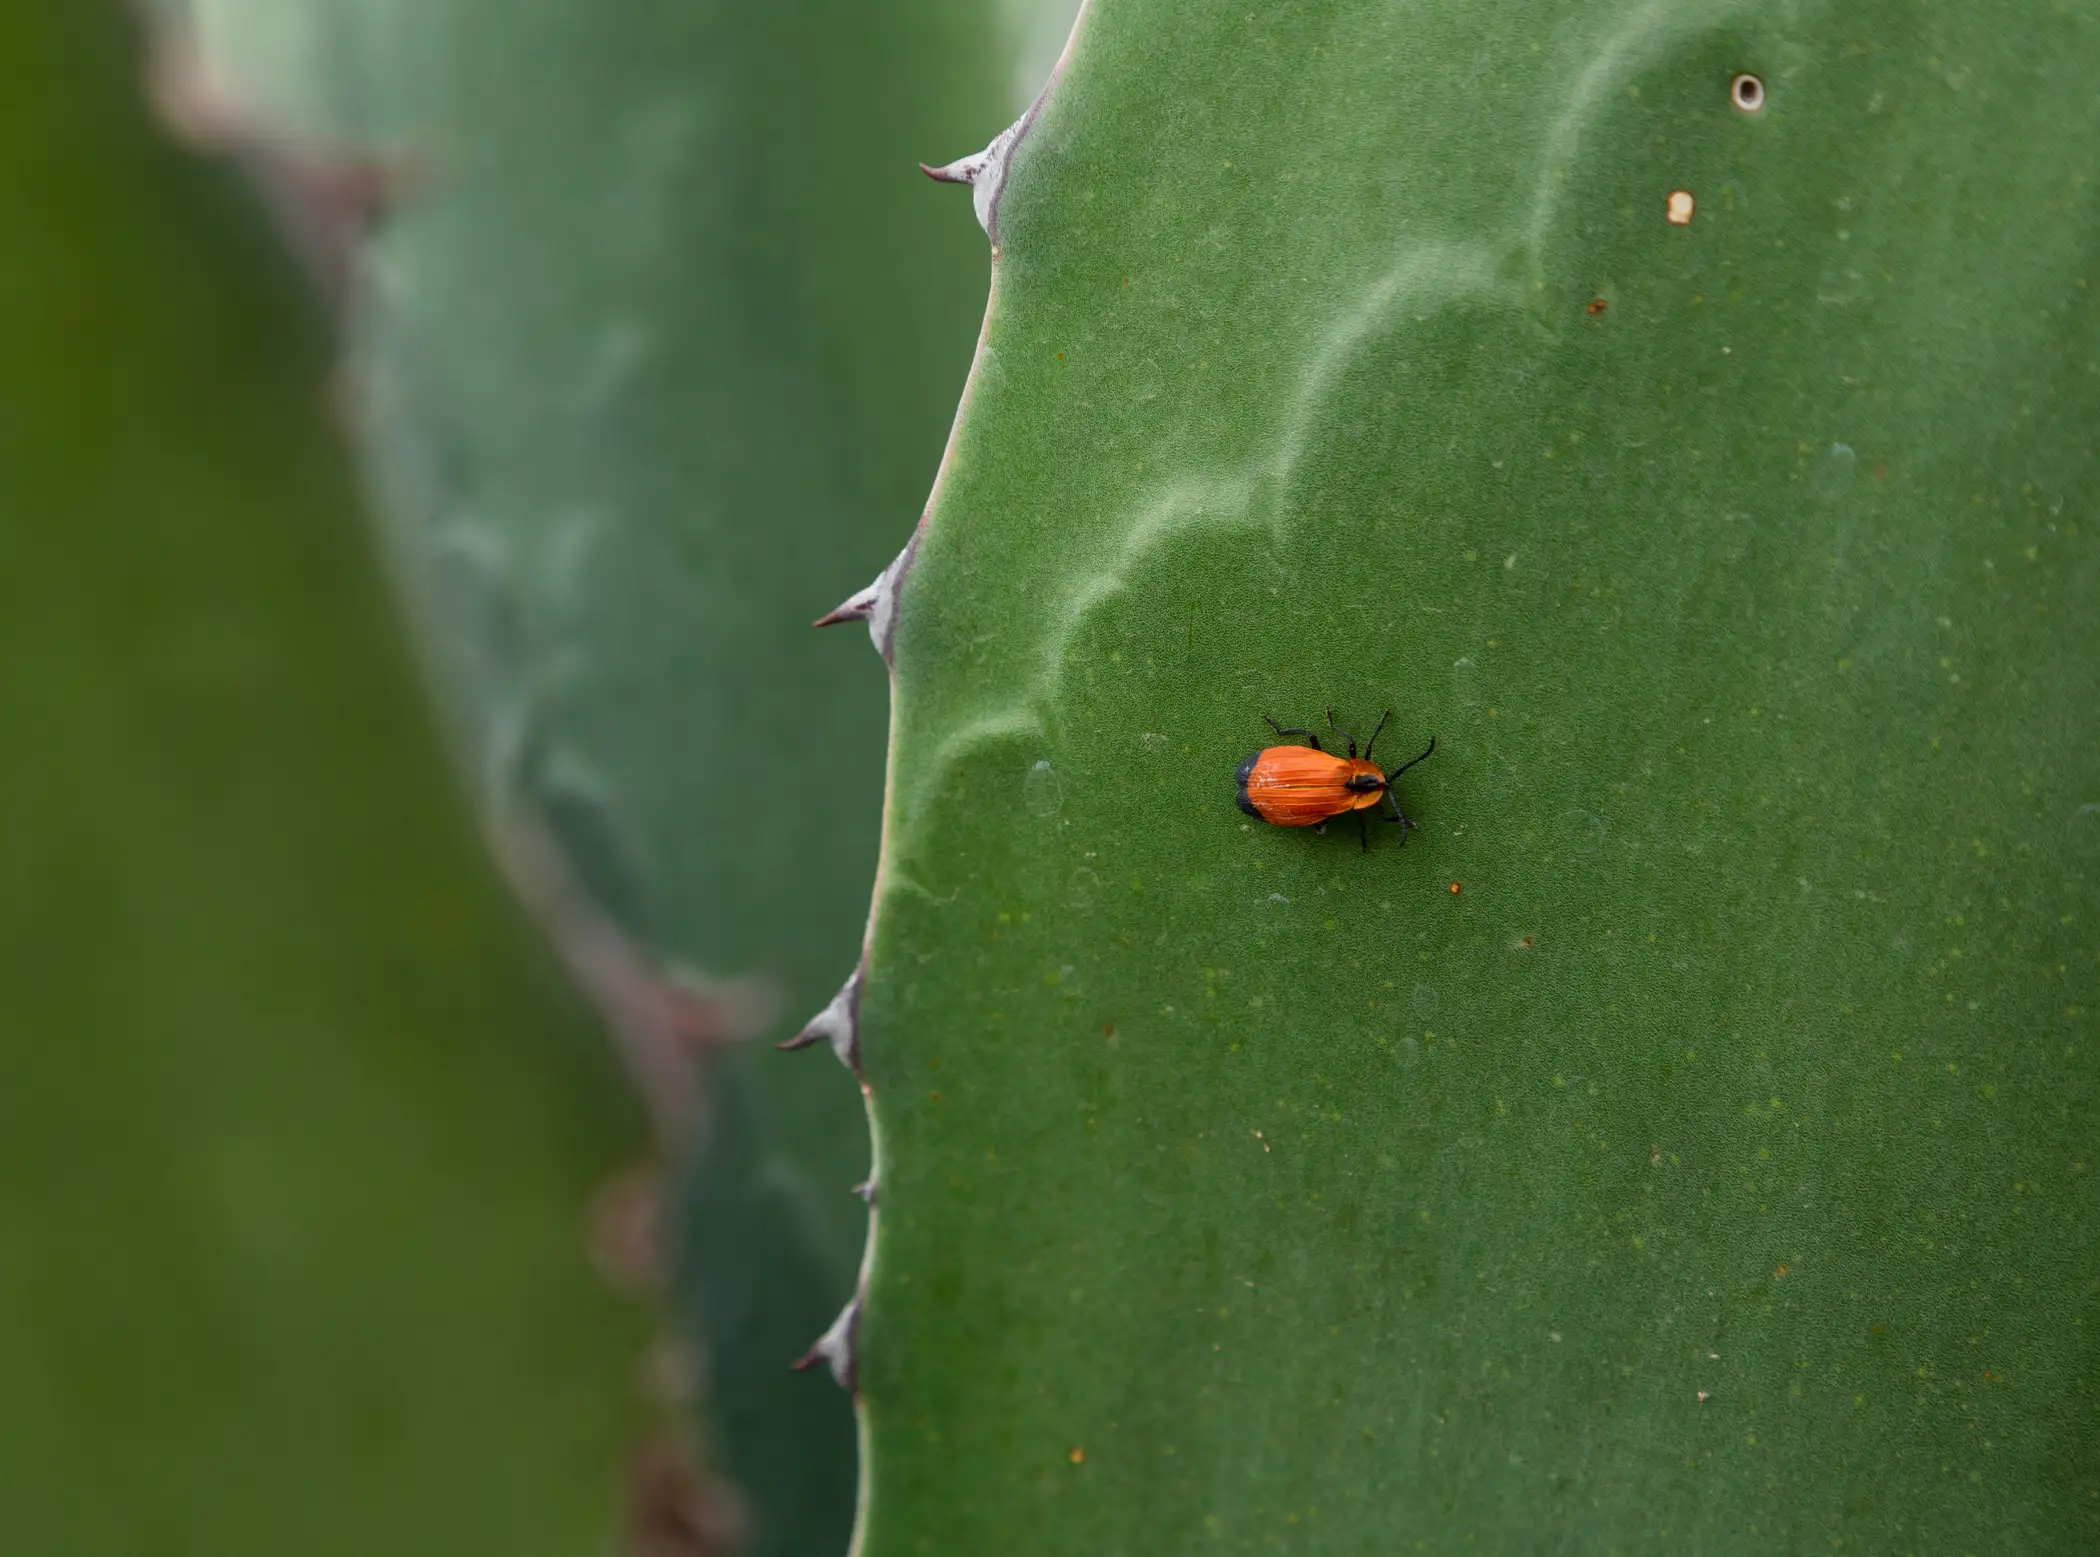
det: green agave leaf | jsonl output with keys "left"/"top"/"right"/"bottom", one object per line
{"left": 0, "top": 8, "right": 642, "bottom": 1552}
{"left": 171, "top": 0, "right": 1073, "bottom": 1549}
{"left": 850, "top": 0, "right": 2100, "bottom": 1549}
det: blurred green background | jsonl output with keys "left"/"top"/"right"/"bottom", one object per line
{"left": 0, "top": 7, "right": 652, "bottom": 1553}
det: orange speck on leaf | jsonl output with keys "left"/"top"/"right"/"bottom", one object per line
{"left": 1102, "top": 1023, "right": 1115, "bottom": 1037}
{"left": 1069, "top": 1446, "right": 1086, "bottom": 1464}
{"left": 1586, "top": 297, "right": 1608, "bottom": 315}
{"left": 1773, "top": 1264, "right": 1788, "bottom": 1279}
{"left": 1449, "top": 881, "right": 1462, "bottom": 895}
{"left": 1666, "top": 189, "right": 1695, "bottom": 225}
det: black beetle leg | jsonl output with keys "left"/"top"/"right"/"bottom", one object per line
{"left": 1325, "top": 707, "right": 1364, "bottom": 759}
{"left": 1264, "top": 715, "right": 1322, "bottom": 751}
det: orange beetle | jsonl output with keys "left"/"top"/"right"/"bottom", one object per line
{"left": 1235, "top": 708, "right": 1434, "bottom": 851}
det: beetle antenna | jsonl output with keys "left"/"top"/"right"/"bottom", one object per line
{"left": 1384, "top": 734, "right": 1436, "bottom": 782}
{"left": 1361, "top": 708, "right": 1392, "bottom": 765}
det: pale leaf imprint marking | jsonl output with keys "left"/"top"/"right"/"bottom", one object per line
{"left": 907, "top": 1, "right": 1753, "bottom": 834}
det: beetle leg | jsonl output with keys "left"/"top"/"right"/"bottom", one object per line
{"left": 1357, "top": 811, "right": 1370, "bottom": 853}
{"left": 1324, "top": 706, "right": 1363, "bottom": 759}
{"left": 1361, "top": 708, "right": 1393, "bottom": 765}
{"left": 1263, "top": 715, "right": 1322, "bottom": 751}
{"left": 1313, "top": 819, "right": 1328, "bottom": 836}
{"left": 1383, "top": 789, "right": 1404, "bottom": 823}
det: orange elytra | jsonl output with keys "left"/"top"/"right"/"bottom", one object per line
{"left": 1235, "top": 708, "right": 1434, "bottom": 852}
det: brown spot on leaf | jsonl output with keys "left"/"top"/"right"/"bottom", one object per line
{"left": 587, "top": 1162, "right": 668, "bottom": 1296}
{"left": 622, "top": 1438, "right": 745, "bottom": 1557}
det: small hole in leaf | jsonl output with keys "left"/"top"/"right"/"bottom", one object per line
{"left": 1731, "top": 73, "right": 1765, "bottom": 113}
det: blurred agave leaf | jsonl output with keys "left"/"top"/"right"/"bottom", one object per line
{"left": 157, "top": 0, "right": 1077, "bottom": 1550}
{"left": 0, "top": 7, "right": 647, "bottom": 1555}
